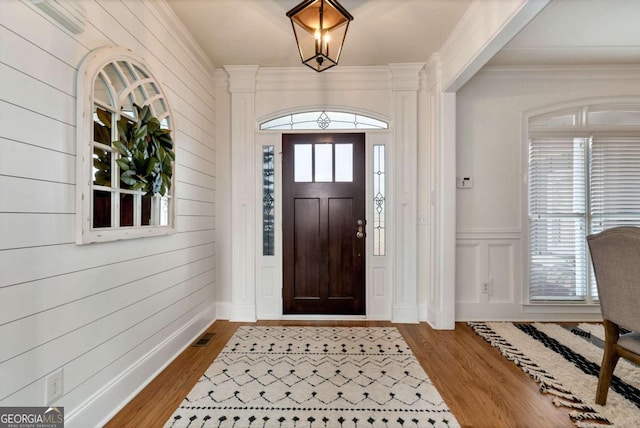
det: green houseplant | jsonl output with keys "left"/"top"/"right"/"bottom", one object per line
{"left": 96, "top": 104, "right": 175, "bottom": 196}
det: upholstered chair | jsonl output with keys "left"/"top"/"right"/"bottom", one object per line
{"left": 587, "top": 226, "right": 640, "bottom": 405}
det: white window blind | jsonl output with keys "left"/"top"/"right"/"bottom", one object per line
{"left": 590, "top": 136, "right": 640, "bottom": 233}
{"left": 528, "top": 137, "right": 587, "bottom": 301}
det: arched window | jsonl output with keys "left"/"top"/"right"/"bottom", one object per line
{"left": 260, "top": 111, "right": 388, "bottom": 130}
{"left": 76, "top": 47, "right": 175, "bottom": 244}
{"left": 527, "top": 101, "right": 640, "bottom": 303}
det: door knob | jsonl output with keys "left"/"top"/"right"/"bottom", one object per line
{"left": 356, "top": 220, "right": 365, "bottom": 239}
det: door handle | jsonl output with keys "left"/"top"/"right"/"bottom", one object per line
{"left": 356, "top": 220, "right": 365, "bottom": 239}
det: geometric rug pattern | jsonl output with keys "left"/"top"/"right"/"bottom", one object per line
{"left": 469, "top": 322, "right": 640, "bottom": 428}
{"left": 165, "top": 327, "right": 459, "bottom": 427}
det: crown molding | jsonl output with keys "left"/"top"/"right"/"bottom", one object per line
{"left": 254, "top": 65, "right": 393, "bottom": 92}
{"left": 389, "top": 63, "right": 426, "bottom": 91}
{"left": 477, "top": 64, "right": 640, "bottom": 81}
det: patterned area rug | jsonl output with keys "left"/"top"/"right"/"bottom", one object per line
{"left": 165, "top": 326, "right": 459, "bottom": 427}
{"left": 468, "top": 322, "right": 640, "bottom": 427}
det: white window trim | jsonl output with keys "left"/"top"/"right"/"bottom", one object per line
{"left": 522, "top": 97, "right": 640, "bottom": 305}
{"left": 76, "top": 46, "right": 176, "bottom": 244}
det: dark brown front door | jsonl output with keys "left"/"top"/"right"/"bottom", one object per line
{"left": 283, "top": 133, "right": 365, "bottom": 315}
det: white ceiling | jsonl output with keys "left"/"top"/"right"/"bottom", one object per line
{"left": 166, "top": 0, "right": 640, "bottom": 71}
{"left": 166, "top": 0, "right": 473, "bottom": 68}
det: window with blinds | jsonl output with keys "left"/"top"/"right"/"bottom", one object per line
{"left": 527, "top": 104, "right": 640, "bottom": 303}
{"left": 529, "top": 137, "right": 587, "bottom": 300}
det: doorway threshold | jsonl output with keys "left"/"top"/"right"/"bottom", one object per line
{"left": 280, "top": 315, "right": 367, "bottom": 321}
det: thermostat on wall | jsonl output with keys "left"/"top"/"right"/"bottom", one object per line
{"left": 457, "top": 176, "right": 473, "bottom": 189}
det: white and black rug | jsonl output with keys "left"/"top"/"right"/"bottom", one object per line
{"left": 468, "top": 322, "right": 640, "bottom": 428}
{"left": 165, "top": 326, "right": 459, "bottom": 428}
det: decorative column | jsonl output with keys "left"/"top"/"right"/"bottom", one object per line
{"left": 225, "top": 65, "right": 259, "bottom": 321}
{"left": 424, "top": 57, "right": 456, "bottom": 330}
{"left": 390, "top": 63, "right": 424, "bottom": 324}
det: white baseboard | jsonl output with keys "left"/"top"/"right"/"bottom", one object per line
{"left": 66, "top": 304, "right": 216, "bottom": 428}
{"left": 216, "top": 301, "right": 232, "bottom": 320}
{"left": 230, "top": 303, "right": 257, "bottom": 322}
{"left": 391, "top": 305, "right": 419, "bottom": 324}
{"left": 418, "top": 304, "right": 428, "bottom": 322}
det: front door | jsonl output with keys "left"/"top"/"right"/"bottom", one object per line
{"left": 282, "top": 133, "right": 366, "bottom": 315}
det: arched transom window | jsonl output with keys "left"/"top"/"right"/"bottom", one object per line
{"left": 260, "top": 111, "right": 388, "bottom": 130}
{"left": 76, "top": 46, "right": 175, "bottom": 244}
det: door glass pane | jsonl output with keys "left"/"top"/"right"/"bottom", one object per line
{"left": 294, "top": 144, "right": 313, "bottom": 182}
{"left": 335, "top": 144, "right": 353, "bottom": 182}
{"left": 263, "top": 146, "right": 275, "bottom": 255}
{"left": 373, "top": 145, "right": 386, "bottom": 256}
{"left": 314, "top": 144, "right": 333, "bottom": 182}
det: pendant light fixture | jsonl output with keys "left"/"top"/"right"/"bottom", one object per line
{"left": 286, "top": 0, "right": 353, "bottom": 72}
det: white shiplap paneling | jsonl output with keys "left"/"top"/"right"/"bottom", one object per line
{"left": 0, "top": 1, "right": 216, "bottom": 426}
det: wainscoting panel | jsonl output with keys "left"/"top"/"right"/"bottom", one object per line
{"left": 455, "top": 243, "right": 481, "bottom": 303}
{"left": 488, "top": 243, "right": 516, "bottom": 303}
{"left": 456, "top": 230, "right": 522, "bottom": 319}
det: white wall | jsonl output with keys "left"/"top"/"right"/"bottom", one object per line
{"left": 455, "top": 65, "right": 640, "bottom": 321}
{"left": 0, "top": 1, "right": 216, "bottom": 426}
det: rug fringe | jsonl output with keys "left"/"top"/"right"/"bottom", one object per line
{"left": 467, "top": 322, "right": 613, "bottom": 427}
{"left": 571, "top": 410, "right": 612, "bottom": 427}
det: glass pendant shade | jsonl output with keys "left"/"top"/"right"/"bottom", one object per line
{"left": 286, "top": 0, "right": 353, "bottom": 72}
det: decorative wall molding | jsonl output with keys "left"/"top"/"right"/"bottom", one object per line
{"left": 255, "top": 66, "right": 393, "bottom": 92}
{"left": 226, "top": 66, "right": 258, "bottom": 322}
{"left": 479, "top": 65, "right": 640, "bottom": 81}
{"left": 389, "top": 63, "right": 426, "bottom": 91}
{"left": 390, "top": 66, "right": 421, "bottom": 324}
{"left": 457, "top": 228, "right": 521, "bottom": 240}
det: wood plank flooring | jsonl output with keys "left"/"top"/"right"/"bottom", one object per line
{"left": 105, "top": 321, "right": 574, "bottom": 428}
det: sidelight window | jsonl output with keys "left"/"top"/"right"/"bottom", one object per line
{"left": 373, "top": 145, "right": 386, "bottom": 256}
{"left": 262, "top": 146, "right": 275, "bottom": 255}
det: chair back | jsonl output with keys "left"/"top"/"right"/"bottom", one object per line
{"left": 587, "top": 226, "right": 640, "bottom": 332}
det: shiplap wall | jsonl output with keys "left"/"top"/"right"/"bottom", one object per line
{"left": 0, "top": 1, "right": 216, "bottom": 426}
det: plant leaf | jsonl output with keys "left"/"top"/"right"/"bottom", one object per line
{"left": 147, "top": 118, "right": 160, "bottom": 134}
{"left": 146, "top": 158, "right": 160, "bottom": 176}
{"left": 113, "top": 140, "right": 131, "bottom": 157}
{"left": 134, "top": 124, "right": 148, "bottom": 140}
{"left": 115, "top": 158, "right": 130, "bottom": 171}
{"left": 96, "top": 108, "right": 112, "bottom": 128}
{"left": 117, "top": 117, "right": 131, "bottom": 143}
{"left": 120, "top": 169, "right": 137, "bottom": 185}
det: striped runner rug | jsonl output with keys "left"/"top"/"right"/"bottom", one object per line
{"left": 165, "top": 326, "right": 459, "bottom": 428}
{"left": 468, "top": 322, "right": 640, "bottom": 427}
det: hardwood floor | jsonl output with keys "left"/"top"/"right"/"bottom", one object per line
{"left": 105, "top": 321, "right": 574, "bottom": 428}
